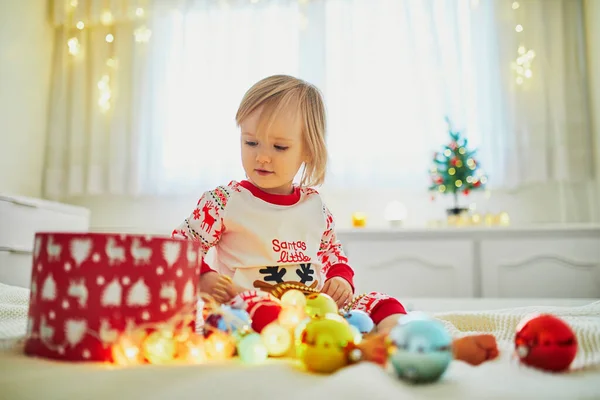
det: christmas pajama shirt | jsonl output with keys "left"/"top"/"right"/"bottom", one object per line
{"left": 172, "top": 180, "right": 406, "bottom": 325}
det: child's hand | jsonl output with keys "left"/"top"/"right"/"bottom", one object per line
{"left": 453, "top": 334, "right": 499, "bottom": 366}
{"left": 321, "top": 277, "right": 353, "bottom": 309}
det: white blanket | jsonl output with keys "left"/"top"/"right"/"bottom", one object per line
{"left": 1, "top": 283, "right": 599, "bottom": 400}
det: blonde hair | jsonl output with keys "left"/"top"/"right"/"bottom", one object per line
{"left": 235, "top": 75, "right": 327, "bottom": 187}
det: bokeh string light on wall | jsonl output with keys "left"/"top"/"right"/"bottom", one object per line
{"left": 62, "top": 0, "right": 152, "bottom": 114}
{"left": 509, "top": 1, "right": 535, "bottom": 86}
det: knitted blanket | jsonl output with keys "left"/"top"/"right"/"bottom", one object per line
{"left": 1, "top": 283, "right": 599, "bottom": 369}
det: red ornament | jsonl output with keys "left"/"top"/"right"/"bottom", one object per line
{"left": 449, "top": 141, "right": 458, "bottom": 150}
{"left": 246, "top": 299, "right": 282, "bottom": 333}
{"left": 450, "top": 158, "right": 458, "bottom": 166}
{"left": 473, "top": 180, "right": 481, "bottom": 188}
{"left": 463, "top": 189, "right": 470, "bottom": 196}
{"left": 515, "top": 314, "right": 577, "bottom": 372}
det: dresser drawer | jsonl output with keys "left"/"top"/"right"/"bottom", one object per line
{"left": 0, "top": 195, "right": 90, "bottom": 250}
{"left": 0, "top": 248, "right": 33, "bottom": 288}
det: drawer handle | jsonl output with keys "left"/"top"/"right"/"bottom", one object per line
{"left": 0, "top": 247, "right": 32, "bottom": 255}
{"left": 5, "top": 198, "right": 39, "bottom": 209}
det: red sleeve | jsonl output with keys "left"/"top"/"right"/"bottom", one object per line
{"left": 171, "top": 187, "right": 228, "bottom": 275}
{"left": 318, "top": 205, "right": 355, "bottom": 293}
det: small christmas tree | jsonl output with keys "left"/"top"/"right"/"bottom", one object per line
{"left": 428, "top": 118, "right": 487, "bottom": 213}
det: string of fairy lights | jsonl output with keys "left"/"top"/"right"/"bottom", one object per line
{"left": 62, "top": 0, "right": 312, "bottom": 114}
{"left": 64, "top": 0, "right": 152, "bottom": 114}
{"left": 510, "top": 1, "right": 535, "bottom": 86}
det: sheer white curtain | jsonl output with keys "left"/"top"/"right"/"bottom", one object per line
{"left": 43, "top": 0, "right": 594, "bottom": 200}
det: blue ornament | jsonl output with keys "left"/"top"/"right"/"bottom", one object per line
{"left": 220, "top": 305, "right": 251, "bottom": 332}
{"left": 343, "top": 310, "right": 375, "bottom": 334}
{"left": 388, "top": 319, "right": 453, "bottom": 384}
{"left": 204, "top": 305, "right": 251, "bottom": 335}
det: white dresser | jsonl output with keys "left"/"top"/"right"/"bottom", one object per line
{"left": 337, "top": 225, "right": 600, "bottom": 299}
{"left": 0, "top": 194, "right": 90, "bottom": 288}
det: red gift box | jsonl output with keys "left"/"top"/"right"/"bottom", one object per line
{"left": 24, "top": 232, "right": 201, "bottom": 362}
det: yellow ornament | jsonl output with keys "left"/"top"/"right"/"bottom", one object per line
{"left": 297, "top": 318, "right": 356, "bottom": 374}
{"left": 305, "top": 293, "right": 339, "bottom": 319}
{"left": 142, "top": 331, "right": 176, "bottom": 364}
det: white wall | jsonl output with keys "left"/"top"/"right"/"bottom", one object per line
{"left": 0, "top": 0, "right": 54, "bottom": 197}
{"left": 585, "top": 0, "right": 600, "bottom": 222}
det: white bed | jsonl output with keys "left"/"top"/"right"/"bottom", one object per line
{"left": 0, "top": 283, "right": 599, "bottom": 400}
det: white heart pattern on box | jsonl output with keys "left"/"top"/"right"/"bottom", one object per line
{"left": 65, "top": 319, "right": 88, "bottom": 347}
{"left": 162, "top": 242, "right": 181, "bottom": 268}
{"left": 70, "top": 239, "right": 92, "bottom": 267}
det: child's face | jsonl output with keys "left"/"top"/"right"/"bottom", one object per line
{"left": 240, "top": 105, "right": 306, "bottom": 195}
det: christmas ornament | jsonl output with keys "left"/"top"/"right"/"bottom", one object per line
{"left": 247, "top": 299, "right": 282, "bottom": 333}
{"left": 343, "top": 310, "right": 374, "bottom": 334}
{"left": 515, "top": 314, "right": 577, "bottom": 372}
{"left": 297, "top": 318, "right": 356, "bottom": 374}
{"left": 142, "top": 331, "right": 176, "bottom": 364}
{"left": 237, "top": 333, "right": 268, "bottom": 364}
{"left": 388, "top": 319, "right": 453, "bottom": 384}
{"left": 305, "top": 293, "right": 339, "bottom": 319}
{"left": 280, "top": 289, "right": 307, "bottom": 308}
{"left": 261, "top": 322, "right": 292, "bottom": 356}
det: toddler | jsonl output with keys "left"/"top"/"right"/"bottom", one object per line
{"left": 172, "top": 75, "right": 498, "bottom": 366}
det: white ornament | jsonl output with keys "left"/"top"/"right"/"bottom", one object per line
{"left": 159, "top": 281, "right": 177, "bottom": 308}
{"left": 101, "top": 279, "right": 123, "bottom": 307}
{"left": 67, "top": 279, "right": 88, "bottom": 308}
{"left": 99, "top": 319, "right": 119, "bottom": 345}
{"left": 182, "top": 280, "right": 194, "bottom": 304}
{"left": 65, "top": 319, "right": 87, "bottom": 347}
{"left": 40, "top": 316, "right": 55, "bottom": 342}
{"left": 126, "top": 279, "right": 150, "bottom": 307}
{"left": 162, "top": 241, "right": 181, "bottom": 268}
{"left": 70, "top": 238, "right": 92, "bottom": 267}
{"left": 105, "top": 237, "right": 126, "bottom": 265}
{"left": 46, "top": 236, "right": 62, "bottom": 262}
{"left": 131, "top": 238, "right": 152, "bottom": 265}
{"left": 41, "top": 274, "right": 57, "bottom": 301}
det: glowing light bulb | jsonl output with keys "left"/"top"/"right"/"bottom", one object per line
{"left": 67, "top": 37, "right": 80, "bottom": 55}
{"left": 278, "top": 306, "right": 305, "bottom": 329}
{"left": 142, "top": 331, "right": 176, "bottom": 364}
{"left": 261, "top": 323, "right": 292, "bottom": 356}
{"left": 205, "top": 331, "right": 235, "bottom": 361}
{"left": 512, "top": 1, "right": 520, "bottom": 9}
{"left": 135, "top": 7, "right": 145, "bottom": 17}
{"left": 281, "top": 290, "right": 306, "bottom": 309}
{"left": 237, "top": 333, "right": 268, "bottom": 364}
{"left": 515, "top": 25, "right": 523, "bottom": 33}
{"left": 76, "top": 21, "right": 85, "bottom": 30}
